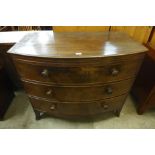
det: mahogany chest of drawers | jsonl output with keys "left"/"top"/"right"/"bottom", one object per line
{"left": 8, "top": 31, "right": 147, "bottom": 120}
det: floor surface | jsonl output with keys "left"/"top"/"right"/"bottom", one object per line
{"left": 0, "top": 91, "right": 155, "bottom": 129}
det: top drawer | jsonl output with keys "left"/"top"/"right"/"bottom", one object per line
{"left": 14, "top": 59, "right": 141, "bottom": 85}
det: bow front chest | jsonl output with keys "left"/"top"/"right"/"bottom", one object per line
{"left": 8, "top": 31, "right": 147, "bottom": 120}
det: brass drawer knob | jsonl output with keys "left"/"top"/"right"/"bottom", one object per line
{"left": 46, "top": 89, "right": 53, "bottom": 95}
{"left": 111, "top": 68, "right": 119, "bottom": 76}
{"left": 41, "top": 69, "right": 49, "bottom": 77}
{"left": 105, "top": 86, "right": 113, "bottom": 94}
{"left": 50, "top": 104, "right": 56, "bottom": 110}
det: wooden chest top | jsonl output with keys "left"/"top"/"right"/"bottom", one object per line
{"left": 8, "top": 31, "right": 147, "bottom": 58}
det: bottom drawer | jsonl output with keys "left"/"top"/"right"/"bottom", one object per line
{"left": 29, "top": 94, "right": 127, "bottom": 117}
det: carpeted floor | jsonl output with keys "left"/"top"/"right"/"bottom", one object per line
{"left": 0, "top": 91, "right": 155, "bottom": 129}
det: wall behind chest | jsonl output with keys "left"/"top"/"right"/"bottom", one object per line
{"left": 111, "top": 26, "right": 152, "bottom": 44}
{"left": 53, "top": 26, "right": 153, "bottom": 44}
{"left": 53, "top": 26, "right": 110, "bottom": 32}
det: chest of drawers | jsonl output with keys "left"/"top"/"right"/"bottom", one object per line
{"left": 8, "top": 31, "right": 147, "bottom": 120}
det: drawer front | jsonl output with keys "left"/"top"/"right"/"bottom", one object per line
{"left": 15, "top": 60, "right": 141, "bottom": 85}
{"left": 29, "top": 94, "right": 127, "bottom": 116}
{"left": 24, "top": 79, "right": 133, "bottom": 102}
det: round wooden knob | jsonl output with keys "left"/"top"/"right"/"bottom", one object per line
{"left": 50, "top": 104, "right": 55, "bottom": 110}
{"left": 103, "top": 104, "right": 108, "bottom": 109}
{"left": 41, "top": 69, "right": 49, "bottom": 77}
{"left": 106, "top": 86, "right": 113, "bottom": 94}
{"left": 46, "top": 89, "right": 53, "bottom": 95}
{"left": 100, "top": 102, "right": 108, "bottom": 109}
{"left": 111, "top": 68, "right": 119, "bottom": 76}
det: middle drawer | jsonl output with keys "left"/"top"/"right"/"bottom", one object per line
{"left": 23, "top": 78, "right": 133, "bottom": 102}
